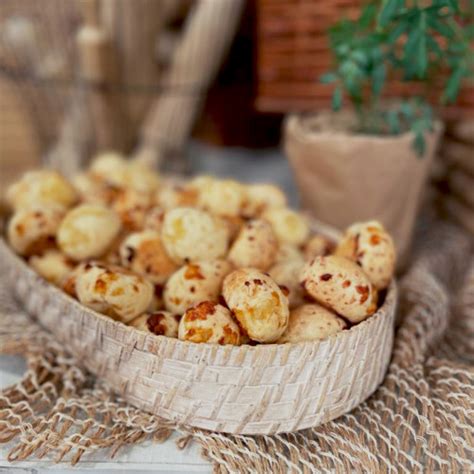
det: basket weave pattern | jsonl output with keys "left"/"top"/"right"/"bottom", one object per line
{"left": 0, "top": 232, "right": 396, "bottom": 435}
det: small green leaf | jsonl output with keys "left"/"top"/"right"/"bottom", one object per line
{"left": 372, "top": 64, "right": 386, "bottom": 96}
{"left": 427, "top": 16, "right": 456, "bottom": 38}
{"left": 388, "top": 20, "right": 408, "bottom": 43}
{"left": 320, "top": 72, "right": 338, "bottom": 84}
{"left": 332, "top": 87, "right": 343, "bottom": 111}
{"left": 445, "top": 0, "right": 460, "bottom": 13}
{"left": 413, "top": 131, "right": 426, "bottom": 157}
{"left": 387, "top": 109, "right": 401, "bottom": 134}
{"left": 359, "top": 3, "right": 378, "bottom": 28}
{"left": 378, "top": 0, "right": 403, "bottom": 27}
{"left": 443, "top": 66, "right": 465, "bottom": 103}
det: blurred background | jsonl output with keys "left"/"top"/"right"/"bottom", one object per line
{"left": 0, "top": 0, "right": 473, "bottom": 245}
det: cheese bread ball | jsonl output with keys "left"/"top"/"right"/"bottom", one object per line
{"left": 164, "top": 260, "right": 233, "bottom": 314}
{"left": 7, "top": 205, "right": 65, "bottom": 256}
{"left": 198, "top": 178, "right": 246, "bottom": 217}
{"left": 126, "top": 160, "right": 160, "bottom": 194}
{"left": 335, "top": 221, "right": 396, "bottom": 290}
{"left": 129, "top": 311, "right": 179, "bottom": 338}
{"left": 113, "top": 189, "right": 153, "bottom": 231}
{"left": 222, "top": 215, "right": 246, "bottom": 242}
{"left": 268, "top": 259, "right": 306, "bottom": 308}
{"left": 156, "top": 182, "right": 198, "bottom": 210}
{"left": 274, "top": 243, "right": 305, "bottom": 264}
{"left": 262, "top": 208, "right": 310, "bottom": 246}
{"left": 103, "top": 232, "right": 127, "bottom": 265}
{"left": 222, "top": 268, "right": 289, "bottom": 343}
{"left": 242, "top": 183, "right": 287, "bottom": 217}
{"left": 161, "top": 207, "right": 229, "bottom": 264}
{"left": 119, "top": 230, "right": 178, "bottom": 284}
{"left": 89, "top": 152, "right": 129, "bottom": 188}
{"left": 301, "top": 256, "right": 377, "bottom": 323}
{"left": 144, "top": 206, "right": 165, "bottom": 233}
{"left": 6, "top": 170, "right": 77, "bottom": 211}
{"left": 61, "top": 262, "right": 89, "bottom": 298}
{"left": 304, "top": 234, "right": 334, "bottom": 260}
{"left": 148, "top": 284, "right": 165, "bottom": 311}
{"left": 179, "top": 301, "right": 240, "bottom": 345}
{"left": 278, "top": 304, "right": 347, "bottom": 343}
{"left": 57, "top": 204, "right": 121, "bottom": 261}
{"left": 29, "top": 249, "right": 75, "bottom": 286}
{"left": 228, "top": 219, "right": 278, "bottom": 271}
{"left": 75, "top": 262, "right": 153, "bottom": 323}
{"left": 72, "top": 173, "right": 119, "bottom": 206}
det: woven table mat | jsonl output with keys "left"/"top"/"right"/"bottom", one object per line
{"left": 0, "top": 219, "right": 473, "bottom": 473}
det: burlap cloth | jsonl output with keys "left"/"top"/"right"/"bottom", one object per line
{"left": 0, "top": 218, "right": 473, "bottom": 472}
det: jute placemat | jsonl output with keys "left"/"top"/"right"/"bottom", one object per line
{"left": 0, "top": 219, "right": 473, "bottom": 472}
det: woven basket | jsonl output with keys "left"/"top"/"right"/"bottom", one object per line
{"left": 0, "top": 220, "right": 397, "bottom": 435}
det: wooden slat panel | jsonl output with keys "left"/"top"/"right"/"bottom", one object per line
{"left": 255, "top": 0, "right": 474, "bottom": 117}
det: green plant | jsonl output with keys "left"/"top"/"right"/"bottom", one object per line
{"left": 321, "top": 0, "right": 474, "bottom": 155}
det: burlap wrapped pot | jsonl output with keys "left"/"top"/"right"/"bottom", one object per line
{"left": 284, "top": 113, "right": 443, "bottom": 268}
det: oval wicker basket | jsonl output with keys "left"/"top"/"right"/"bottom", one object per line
{"left": 0, "top": 219, "right": 397, "bottom": 435}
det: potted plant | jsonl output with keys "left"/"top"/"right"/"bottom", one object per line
{"left": 284, "top": 0, "right": 473, "bottom": 266}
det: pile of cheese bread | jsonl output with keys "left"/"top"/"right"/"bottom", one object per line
{"left": 5, "top": 153, "right": 396, "bottom": 345}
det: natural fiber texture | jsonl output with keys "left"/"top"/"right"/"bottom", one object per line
{"left": 0, "top": 219, "right": 396, "bottom": 435}
{"left": 1, "top": 219, "right": 473, "bottom": 471}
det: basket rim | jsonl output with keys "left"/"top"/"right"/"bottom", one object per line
{"left": 0, "top": 233, "right": 398, "bottom": 355}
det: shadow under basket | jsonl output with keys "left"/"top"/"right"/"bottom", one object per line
{"left": 0, "top": 220, "right": 397, "bottom": 435}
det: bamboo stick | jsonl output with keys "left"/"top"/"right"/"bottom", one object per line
{"left": 134, "top": 0, "right": 245, "bottom": 169}
{"left": 76, "top": 0, "right": 131, "bottom": 153}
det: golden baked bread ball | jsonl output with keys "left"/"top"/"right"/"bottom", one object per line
{"left": 189, "top": 175, "right": 214, "bottom": 191}
{"left": 129, "top": 311, "right": 180, "bottom": 338}
{"left": 300, "top": 255, "right": 377, "bottom": 323}
{"left": 119, "top": 230, "right": 178, "bottom": 284}
{"left": 60, "top": 262, "right": 90, "bottom": 298}
{"left": 126, "top": 160, "right": 160, "bottom": 194}
{"left": 161, "top": 207, "right": 230, "bottom": 264}
{"left": 148, "top": 284, "right": 165, "bottom": 311}
{"left": 278, "top": 304, "right": 347, "bottom": 343}
{"left": 57, "top": 204, "right": 121, "bottom": 261}
{"left": 89, "top": 152, "right": 129, "bottom": 188}
{"left": 222, "top": 268, "right": 289, "bottom": 343}
{"left": 7, "top": 205, "right": 65, "bottom": 256}
{"left": 274, "top": 243, "right": 305, "bottom": 264}
{"left": 304, "top": 234, "right": 334, "bottom": 260}
{"left": 178, "top": 301, "right": 241, "bottom": 345}
{"left": 72, "top": 173, "right": 119, "bottom": 206}
{"left": 262, "top": 208, "right": 310, "bottom": 246}
{"left": 102, "top": 232, "right": 127, "bottom": 265}
{"left": 75, "top": 262, "right": 153, "bottom": 323}
{"left": 155, "top": 182, "right": 198, "bottom": 210}
{"left": 6, "top": 170, "right": 77, "bottom": 211}
{"left": 242, "top": 183, "right": 287, "bottom": 217}
{"left": 198, "top": 178, "right": 246, "bottom": 217}
{"left": 144, "top": 206, "right": 165, "bottom": 233}
{"left": 268, "top": 259, "right": 306, "bottom": 308}
{"left": 335, "top": 221, "right": 396, "bottom": 290}
{"left": 221, "top": 215, "right": 246, "bottom": 242}
{"left": 228, "top": 219, "right": 278, "bottom": 271}
{"left": 164, "top": 260, "right": 233, "bottom": 314}
{"left": 113, "top": 188, "right": 153, "bottom": 231}
{"left": 29, "top": 249, "right": 75, "bottom": 286}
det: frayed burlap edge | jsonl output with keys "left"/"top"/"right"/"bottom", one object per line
{"left": 1, "top": 219, "right": 473, "bottom": 473}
